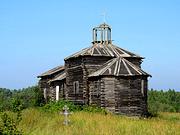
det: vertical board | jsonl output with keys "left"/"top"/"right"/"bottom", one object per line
{"left": 56, "top": 85, "right": 59, "bottom": 101}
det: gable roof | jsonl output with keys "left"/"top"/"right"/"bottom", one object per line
{"left": 38, "top": 65, "right": 64, "bottom": 78}
{"left": 65, "top": 44, "right": 143, "bottom": 60}
{"left": 88, "top": 57, "right": 151, "bottom": 77}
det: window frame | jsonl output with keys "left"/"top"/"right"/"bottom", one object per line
{"left": 73, "top": 81, "right": 79, "bottom": 94}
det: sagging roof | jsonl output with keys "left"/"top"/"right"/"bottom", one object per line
{"left": 65, "top": 44, "right": 142, "bottom": 60}
{"left": 38, "top": 65, "right": 64, "bottom": 78}
{"left": 88, "top": 57, "right": 151, "bottom": 77}
{"left": 49, "top": 72, "right": 66, "bottom": 83}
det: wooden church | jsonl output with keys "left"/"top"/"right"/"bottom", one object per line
{"left": 38, "top": 23, "right": 151, "bottom": 116}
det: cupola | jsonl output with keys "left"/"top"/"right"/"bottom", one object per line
{"left": 92, "top": 23, "right": 112, "bottom": 44}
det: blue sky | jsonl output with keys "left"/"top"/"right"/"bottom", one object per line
{"left": 0, "top": 0, "right": 180, "bottom": 90}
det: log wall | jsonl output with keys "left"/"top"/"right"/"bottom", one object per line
{"left": 83, "top": 56, "right": 112, "bottom": 74}
{"left": 82, "top": 56, "right": 112, "bottom": 104}
{"left": 50, "top": 81, "right": 66, "bottom": 101}
{"left": 65, "top": 56, "right": 112, "bottom": 105}
{"left": 102, "top": 77, "right": 116, "bottom": 112}
{"left": 89, "top": 79, "right": 101, "bottom": 106}
{"left": 38, "top": 78, "right": 51, "bottom": 101}
{"left": 65, "top": 58, "right": 84, "bottom": 104}
{"left": 114, "top": 76, "right": 148, "bottom": 116}
{"left": 89, "top": 76, "right": 148, "bottom": 116}
{"left": 38, "top": 69, "right": 65, "bottom": 101}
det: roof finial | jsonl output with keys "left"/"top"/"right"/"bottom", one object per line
{"left": 101, "top": 12, "right": 107, "bottom": 23}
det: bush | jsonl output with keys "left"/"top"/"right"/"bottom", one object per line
{"left": 41, "top": 100, "right": 82, "bottom": 113}
{"left": 148, "top": 102, "right": 159, "bottom": 117}
{"left": 0, "top": 98, "right": 23, "bottom": 134}
{"left": 41, "top": 100, "right": 108, "bottom": 114}
{"left": 0, "top": 112, "right": 23, "bottom": 135}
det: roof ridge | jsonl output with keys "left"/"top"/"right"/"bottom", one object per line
{"left": 49, "top": 72, "right": 66, "bottom": 83}
{"left": 38, "top": 65, "right": 65, "bottom": 77}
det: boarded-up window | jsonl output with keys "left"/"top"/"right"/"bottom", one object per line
{"left": 56, "top": 85, "right": 59, "bottom": 101}
{"left": 43, "top": 88, "right": 47, "bottom": 99}
{"left": 94, "top": 81, "right": 100, "bottom": 96}
{"left": 141, "top": 80, "right": 144, "bottom": 96}
{"left": 73, "top": 81, "right": 79, "bottom": 94}
{"left": 62, "top": 83, "right": 65, "bottom": 98}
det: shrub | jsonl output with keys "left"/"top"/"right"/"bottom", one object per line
{"left": 41, "top": 100, "right": 82, "bottom": 113}
{"left": 41, "top": 100, "right": 108, "bottom": 115}
{"left": 0, "top": 112, "right": 23, "bottom": 135}
{"left": 0, "top": 98, "right": 23, "bottom": 134}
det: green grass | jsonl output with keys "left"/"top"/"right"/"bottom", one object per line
{"left": 8, "top": 108, "right": 179, "bottom": 135}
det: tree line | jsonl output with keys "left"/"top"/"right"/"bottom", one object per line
{"left": 0, "top": 86, "right": 44, "bottom": 112}
{"left": 0, "top": 86, "right": 179, "bottom": 113}
{"left": 148, "top": 89, "right": 180, "bottom": 113}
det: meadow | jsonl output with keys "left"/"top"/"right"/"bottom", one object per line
{"left": 15, "top": 108, "right": 180, "bottom": 135}
{"left": 0, "top": 87, "right": 179, "bottom": 135}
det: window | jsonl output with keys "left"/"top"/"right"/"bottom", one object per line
{"left": 62, "top": 83, "right": 65, "bottom": 98}
{"left": 43, "top": 88, "right": 47, "bottom": 99}
{"left": 73, "top": 81, "right": 79, "bottom": 94}
{"left": 141, "top": 80, "right": 144, "bottom": 96}
{"left": 94, "top": 80, "right": 100, "bottom": 97}
{"left": 56, "top": 85, "right": 59, "bottom": 101}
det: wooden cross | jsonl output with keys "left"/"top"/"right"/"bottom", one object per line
{"left": 61, "top": 105, "right": 72, "bottom": 125}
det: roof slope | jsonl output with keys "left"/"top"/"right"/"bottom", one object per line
{"left": 38, "top": 65, "right": 64, "bottom": 77}
{"left": 65, "top": 44, "right": 142, "bottom": 60}
{"left": 49, "top": 71, "right": 66, "bottom": 83}
{"left": 89, "top": 57, "right": 151, "bottom": 77}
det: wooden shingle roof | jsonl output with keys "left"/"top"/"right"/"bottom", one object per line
{"left": 88, "top": 57, "right": 151, "bottom": 77}
{"left": 38, "top": 65, "right": 64, "bottom": 77}
{"left": 65, "top": 44, "right": 143, "bottom": 60}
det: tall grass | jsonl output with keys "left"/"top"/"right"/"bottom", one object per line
{"left": 18, "top": 108, "right": 180, "bottom": 135}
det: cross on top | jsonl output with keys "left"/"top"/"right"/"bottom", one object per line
{"left": 101, "top": 12, "right": 107, "bottom": 23}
